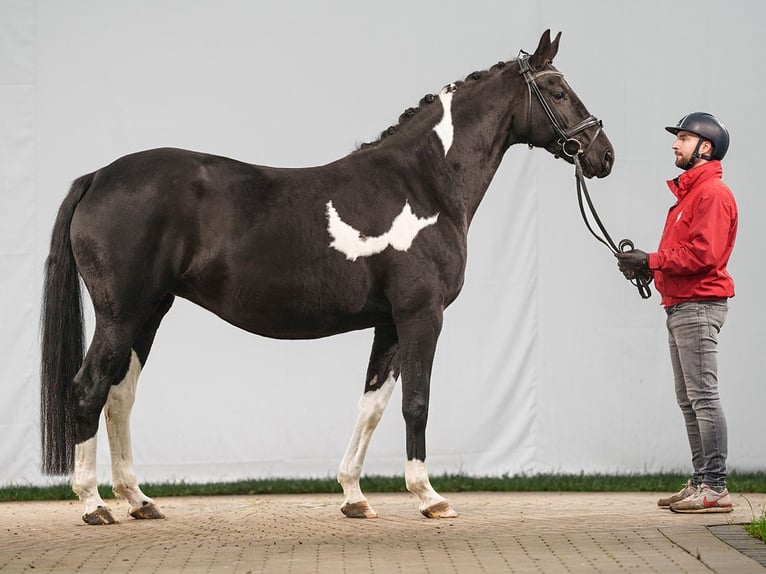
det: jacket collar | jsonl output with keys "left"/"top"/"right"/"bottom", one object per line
{"left": 667, "top": 160, "right": 723, "bottom": 200}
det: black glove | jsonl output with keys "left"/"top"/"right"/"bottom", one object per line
{"left": 614, "top": 249, "right": 649, "bottom": 278}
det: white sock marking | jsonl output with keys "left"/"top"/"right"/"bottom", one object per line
{"left": 338, "top": 372, "right": 397, "bottom": 504}
{"left": 105, "top": 350, "right": 154, "bottom": 511}
{"left": 405, "top": 459, "right": 447, "bottom": 511}
{"left": 327, "top": 201, "right": 438, "bottom": 261}
{"left": 72, "top": 436, "right": 106, "bottom": 516}
{"left": 433, "top": 83, "right": 456, "bottom": 157}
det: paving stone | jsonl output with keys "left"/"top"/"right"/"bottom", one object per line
{"left": 0, "top": 492, "right": 764, "bottom": 573}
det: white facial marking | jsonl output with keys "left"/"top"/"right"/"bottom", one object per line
{"left": 327, "top": 201, "right": 438, "bottom": 261}
{"left": 433, "top": 83, "right": 456, "bottom": 157}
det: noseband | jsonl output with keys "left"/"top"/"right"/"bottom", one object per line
{"left": 517, "top": 52, "right": 651, "bottom": 299}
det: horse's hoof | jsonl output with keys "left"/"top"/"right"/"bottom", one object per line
{"left": 130, "top": 502, "right": 165, "bottom": 520}
{"left": 341, "top": 500, "right": 378, "bottom": 518}
{"left": 421, "top": 501, "right": 458, "bottom": 519}
{"left": 82, "top": 506, "right": 118, "bottom": 525}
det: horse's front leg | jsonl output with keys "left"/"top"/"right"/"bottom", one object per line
{"left": 338, "top": 325, "right": 399, "bottom": 518}
{"left": 405, "top": 459, "right": 457, "bottom": 518}
{"left": 105, "top": 350, "right": 164, "bottom": 520}
{"left": 338, "top": 372, "right": 396, "bottom": 518}
{"left": 398, "top": 309, "right": 458, "bottom": 519}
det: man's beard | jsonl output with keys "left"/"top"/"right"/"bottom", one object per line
{"left": 675, "top": 153, "right": 691, "bottom": 170}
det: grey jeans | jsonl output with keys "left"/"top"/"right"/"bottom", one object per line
{"left": 666, "top": 300, "right": 728, "bottom": 489}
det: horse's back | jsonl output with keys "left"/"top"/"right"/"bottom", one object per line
{"left": 70, "top": 147, "right": 258, "bottom": 290}
{"left": 69, "top": 148, "right": 388, "bottom": 337}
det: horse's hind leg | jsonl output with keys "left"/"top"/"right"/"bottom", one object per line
{"left": 72, "top": 323, "right": 140, "bottom": 525}
{"left": 104, "top": 352, "right": 164, "bottom": 520}
{"left": 73, "top": 435, "right": 114, "bottom": 524}
{"left": 72, "top": 295, "right": 173, "bottom": 524}
{"left": 105, "top": 294, "right": 173, "bottom": 520}
{"left": 338, "top": 325, "right": 399, "bottom": 518}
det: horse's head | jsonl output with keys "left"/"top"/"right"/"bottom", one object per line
{"left": 515, "top": 30, "right": 614, "bottom": 179}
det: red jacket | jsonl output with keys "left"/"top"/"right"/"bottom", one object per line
{"left": 647, "top": 160, "right": 737, "bottom": 308}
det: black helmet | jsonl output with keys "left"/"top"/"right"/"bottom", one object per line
{"left": 665, "top": 112, "right": 729, "bottom": 161}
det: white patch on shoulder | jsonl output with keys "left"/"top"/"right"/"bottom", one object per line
{"left": 433, "top": 83, "right": 456, "bottom": 157}
{"left": 327, "top": 201, "right": 439, "bottom": 261}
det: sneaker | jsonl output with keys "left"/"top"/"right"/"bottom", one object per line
{"left": 669, "top": 484, "right": 733, "bottom": 513}
{"left": 657, "top": 480, "right": 697, "bottom": 508}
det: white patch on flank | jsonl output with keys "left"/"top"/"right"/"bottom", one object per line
{"left": 433, "top": 83, "right": 456, "bottom": 157}
{"left": 405, "top": 458, "right": 448, "bottom": 512}
{"left": 327, "top": 201, "right": 439, "bottom": 261}
{"left": 338, "top": 372, "right": 397, "bottom": 505}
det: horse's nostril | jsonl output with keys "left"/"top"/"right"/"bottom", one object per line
{"left": 595, "top": 149, "right": 615, "bottom": 178}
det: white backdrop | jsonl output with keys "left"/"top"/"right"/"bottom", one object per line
{"left": 1, "top": 0, "right": 764, "bottom": 486}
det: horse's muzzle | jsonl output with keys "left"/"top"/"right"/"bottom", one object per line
{"left": 596, "top": 148, "right": 614, "bottom": 178}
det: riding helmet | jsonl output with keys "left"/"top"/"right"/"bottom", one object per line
{"left": 665, "top": 112, "right": 730, "bottom": 160}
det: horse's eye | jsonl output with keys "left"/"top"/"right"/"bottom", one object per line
{"left": 552, "top": 92, "right": 566, "bottom": 100}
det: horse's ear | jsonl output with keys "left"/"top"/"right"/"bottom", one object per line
{"left": 549, "top": 31, "right": 561, "bottom": 61}
{"left": 531, "top": 30, "right": 561, "bottom": 68}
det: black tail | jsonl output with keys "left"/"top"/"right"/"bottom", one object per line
{"left": 40, "top": 173, "right": 93, "bottom": 475}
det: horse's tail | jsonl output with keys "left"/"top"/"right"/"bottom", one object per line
{"left": 40, "top": 173, "right": 93, "bottom": 475}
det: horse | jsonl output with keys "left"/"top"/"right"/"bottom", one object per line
{"left": 40, "top": 30, "right": 614, "bottom": 525}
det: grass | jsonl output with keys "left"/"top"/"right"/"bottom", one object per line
{"left": 743, "top": 496, "right": 766, "bottom": 543}
{"left": 745, "top": 512, "right": 766, "bottom": 543}
{"left": 2, "top": 471, "right": 766, "bottom": 503}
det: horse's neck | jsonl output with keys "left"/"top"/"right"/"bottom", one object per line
{"left": 349, "top": 72, "right": 525, "bottom": 232}
{"left": 425, "top": 83, "right": 522, "bottom": 230}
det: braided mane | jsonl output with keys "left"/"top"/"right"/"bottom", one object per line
{"left": 356, "top": 60, "right": 511, "bottom": 150}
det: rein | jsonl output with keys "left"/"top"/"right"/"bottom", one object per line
{"left": 573, "top": 156, "right": 652, "bottom": 299}
{"left": 518, "top": 52, "right": 652, "bottom": 299}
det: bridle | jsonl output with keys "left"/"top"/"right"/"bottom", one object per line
{"left": 518, "top": 51, "right": 602, "bottom": 160}
{"left": 518, "top": 52, "right": 652, "bottom": 299}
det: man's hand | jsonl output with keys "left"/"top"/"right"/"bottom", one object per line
{"left": 615, "top": 249, "right": 649, "bottom": 278}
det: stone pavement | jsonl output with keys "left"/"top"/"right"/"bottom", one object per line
{"left": 1, "top": 491, "right": 765, "bottom": 573}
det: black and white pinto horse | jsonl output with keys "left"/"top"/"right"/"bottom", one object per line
{"left": 41, "top": 30, "right": 613, "bottom": 524}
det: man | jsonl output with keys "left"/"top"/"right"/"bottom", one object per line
{"left": 616, "top": 112, "right": 737, "bottom": 513}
